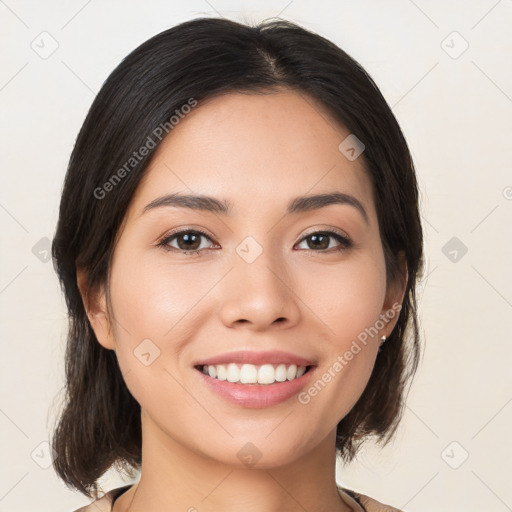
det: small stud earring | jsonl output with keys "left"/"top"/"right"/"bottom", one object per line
{"left": 378, "top": 335, "right": 386, "bottom": 353}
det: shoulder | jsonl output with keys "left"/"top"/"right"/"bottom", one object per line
{"left": 339, "top": 486, "right": 405, "bottom": 512}
{"left": 70, "top": 485, "right": 132, "bottom": 512}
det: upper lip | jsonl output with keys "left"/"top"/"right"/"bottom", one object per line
{"left": 193, "top": 350, "right": 316, "bottom": 367}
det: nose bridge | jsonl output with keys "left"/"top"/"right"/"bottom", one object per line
{"left": 218, "top": 233, "right": 300, "bottom": 329}
{"left": 234, "top": 232, "right": 287, "bottom": 299}
{"left": 240, "top": 242, "right": 280, "bottom": 286}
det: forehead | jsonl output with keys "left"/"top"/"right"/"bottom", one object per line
{"left": 126, "top": 90, "right": 375, "bottom": 222}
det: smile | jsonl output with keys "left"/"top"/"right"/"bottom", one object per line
{"left": 197, "top": 363, "right": 311, "bottom": 385}
{"left": 194, "top": 363, "right": 316, "bottom": 408}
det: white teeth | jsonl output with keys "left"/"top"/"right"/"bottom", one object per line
{"left": 227, "top": 363, "right": 239, "bottom": 383}
{"left": 216, "top": 365, "right": 227, "bottom": 381}
{"left": 200, "top": 363, "right": 309, "bottom": 385}
{"left": 275, "top": 364, "right": 288, "bottom": 382}
{"left": 240, "top": 363, "right": 258, "bottom": 383}
{"left": 258, "top": 364, "right": 276, "bottom": 384}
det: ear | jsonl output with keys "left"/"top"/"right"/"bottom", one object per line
{"left": 76, "top": 269, "right": 116, "bottom": 351}
{"left": 380, "top": 251, "right": 408, "bottom": 338}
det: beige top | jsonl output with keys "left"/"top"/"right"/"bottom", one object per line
{"left": 72, "top": 484, "right": 404, "bottom": 512}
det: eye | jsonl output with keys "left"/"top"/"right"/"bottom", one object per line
{"left": 157, "top": 228, "right": 352, "bottom": 256}
{"left": 156, "top": 229, "right": 217, "bottom": 256}
{"left": 295, "top": 230, "right": 352, "bottom": 253}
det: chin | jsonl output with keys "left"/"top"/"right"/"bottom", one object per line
{"left": 204, "top": 437, "right": 315, "bottom": 470}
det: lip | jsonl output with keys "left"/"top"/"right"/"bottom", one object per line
{"left": 192, "top": 350, "right": 316, "bottom": 367}
{"left": 194, "top": 364, "right": 317, "bottom": 408}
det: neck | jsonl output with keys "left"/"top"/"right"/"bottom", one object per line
{"left": 114, "top": 409, "right": 351, "bottom": 512}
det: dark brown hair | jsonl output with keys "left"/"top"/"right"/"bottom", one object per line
{"left": 51, "top": 16, "right": 424, "bottom": 499}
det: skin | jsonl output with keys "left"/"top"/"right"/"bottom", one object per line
{"left": 78, "top": 89, "right": 407, "bottom": 512}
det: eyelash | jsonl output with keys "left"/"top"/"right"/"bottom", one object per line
{"left": 156, "top": 228, "right": 352, "bottom": 256}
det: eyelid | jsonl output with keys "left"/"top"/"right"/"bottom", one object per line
{"left": 156, "top": 225, "right": 216, "bottom": 245}
{"left": 156, "top": 225, "right": 353, "bottom": 257}
{"left": 300, "top": 225, "right": 350, "bottom": 241}
{"left": 157, "top": 225, "right": 351, "bottom": 246}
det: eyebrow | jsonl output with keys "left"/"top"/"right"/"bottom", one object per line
{"left": 141, "top": 191, "right": 369, "bottom": 225}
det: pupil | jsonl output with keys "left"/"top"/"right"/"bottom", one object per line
{"left": 309, "top": 234, "right": 328, "bottom": 250}
{"left": 180, "top": 233, "right": 200, "bottom": 250}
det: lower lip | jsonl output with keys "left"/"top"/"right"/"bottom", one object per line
{"left": 195, "top": 367, "right": 316, "bottom": 408}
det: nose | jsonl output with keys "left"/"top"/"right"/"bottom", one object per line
{"left": 218, "top": 247, "right": 301, "bottom": 331}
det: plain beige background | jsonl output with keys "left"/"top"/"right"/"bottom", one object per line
{"left": 1, "top": 1, "right": 511, "bottom": 511}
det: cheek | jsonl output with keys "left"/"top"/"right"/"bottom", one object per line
{"left": 109, "top": 251, "right": 197, "bottom": 338}
{"left": 107, "top": 249, "right": 222, "bottom": 387}
{"left": 300, "top": 254, "right": 386, "bottom": 413}
{"left": 305, "top": 253, "right": 387, "bottom": 342}
{"left": 107, "top": 252, "right": 200, "bottom": 414}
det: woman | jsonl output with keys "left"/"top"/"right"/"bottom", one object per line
{"left": 51, "top": 16, "right": 423, "bottom": 512}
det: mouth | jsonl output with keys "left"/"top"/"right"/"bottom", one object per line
{"left": 194, "top": 363, "right": 315, "bottom": 385}
{"left": 193, "top": 363, "right": 317, "bottom": 408}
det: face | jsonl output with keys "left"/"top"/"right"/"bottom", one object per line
{"left": 81, "top": 90, "right": 406, "bottom": 468}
